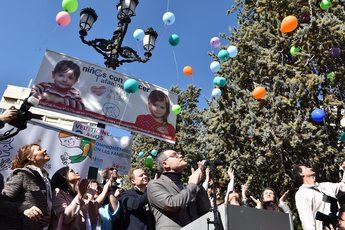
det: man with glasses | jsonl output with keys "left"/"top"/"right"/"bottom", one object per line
{"left": 147, "top": 150, "right": 210, "bottom": 230}
{"left": 292, "top": 162, "right": 345, "bottom": 230}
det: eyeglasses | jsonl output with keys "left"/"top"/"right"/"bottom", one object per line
{"left": 164, "top": 152, "right": 182, "bottom": 160}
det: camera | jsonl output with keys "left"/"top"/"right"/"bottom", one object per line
{"left": 8, "top": 97, "right": 39, "bottom": 130}
{"left": 315, "top": 212, "right": 338, "bottom": 228}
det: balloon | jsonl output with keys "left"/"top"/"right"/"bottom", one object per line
{"left": 280, "top": 15, "right": 298, "bottom": 33}
{"left": 252, "top": 86, "right": 266, "bottom": 100}
{"left": 339, "top": 132, "right": 345, "bottom": 142}
{"left": 162, "top": 12, "right": 175, "bottom": 25}
{"left": 138, "top": 151, "right": 145, "bottom": 158}
{"left": 120, "top": 136, "right": 131, "bottom": 148}
{"left": 124, "top": 79, "right": 139, "bottom": 93}
{"left": 144, "top": 156, "right": 154, "bottom": 169}
{"left": 290, "top": 46, "right": 301, "bottom": 56}
{"left": 210, "top": 61, "right": 221, "bottom": 73}
{"left": 183, "top": 66, "right": 193, "bottom": 76}
{"left": 320, "top": 0, "right": 331, "bottom": 10}
{"left": 62, "top": 0, "right": 78, "bottom": 13}
{"left": 212, "top": 88, "right": 222, "bottom": 98}
{"left": 329, "top": 47, "right": 341, "bottom": 58}
{"left": 172, "top": 104, "right": 181, "bottom": 115}
{"left": 311, "top": 108, "right": 326, "bottom": 123}
{"left": 169, "top": 34, "right": 180, "bottom": 46}
{"left": 133, "top": 29, "right": 145, "bottom": 41}
{"left": 227, "top": 46, "right": 238, "bottom": 58}
{"left": 213, "top": 76, "right": 227, "bottom": 87}
{"left": 210, "top": 37, "right": 221, "bottom": 48}
{"left": 150, "top": 149, "right": 158, "bottom": 157}
{"left": 340, "top": 117, "right": 345, "bottom": 127}
{"left": 56, "top": 11, "right": 71, "bottom": 27}
{"left": 327, "top": 72, "right": 335, "bottom": 84}
{"left": 217, "top": 50, "right": 230, "bottom": 61}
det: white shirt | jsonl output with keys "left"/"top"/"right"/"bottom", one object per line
{"left": 295, "top": 175, "right": 345, "bottom": 230}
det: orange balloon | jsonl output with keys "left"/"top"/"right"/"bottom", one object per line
{"left": 280, "top": 15, "right": 298, "bottom": 33}
{"left": 183, "top": 66, "right": 193, "bottom": 76}
{"left": 252, "top": 86, "right": 266, "bottom": 100}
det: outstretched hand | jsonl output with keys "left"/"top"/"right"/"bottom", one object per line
{"left": 227, "top": 168, "right": 235, "bottom": 180}
{"left": 188, "top": 167, "right": 203, "bottom": 185}
{"left": 250, "top": 196, "right": 262, "bottom": 208}
{"left": 279, "top": 190, "right": 289, "bottom": 204}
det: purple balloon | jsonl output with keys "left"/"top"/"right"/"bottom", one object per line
{"left": 329, "top": 47, "right": 341, "bottom": 58}
{"left": 210, "top": 37, "right": 221, "bottom": 48}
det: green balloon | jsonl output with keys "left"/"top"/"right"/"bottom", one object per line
{"left": 172, "top": 104, "right": 181, "bottom": 115}
{"left": 290, "top": 46, "right": 301, "bottom": 56}
{"left": 327, "top": 72, "right": 335, "bottom": 85}
{"left": 320, "top": 0, "right": 331, "bottom": 10}
{"left": 62, "top": 0, "right": 78, "bottom": 13}
{"left": 169, "top": 34, "right": 180, "bottom": 46}
{"left": 144, "top": 156, "right": 154, "bottom": 169}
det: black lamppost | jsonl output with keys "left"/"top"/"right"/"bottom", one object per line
{"left": 79, "top": 0, "right": 158, "bottom": 70}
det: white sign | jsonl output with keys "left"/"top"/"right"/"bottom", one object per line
{"left": 31, "top": 50, "right": 178, "bottom": 143}
{"left": 91, "top": 135, "right": 132, "bottom": 175}
{"left": 72, "top": 121, "right": 110, "bottom": 141}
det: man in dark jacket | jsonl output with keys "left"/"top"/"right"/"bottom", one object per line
{"left": 147, "top": 150, "right": 211, "bottom": 230}
{"left": 119, "top": 167, "right": 155, "bottom": 230}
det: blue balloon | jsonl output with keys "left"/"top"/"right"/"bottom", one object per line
{"left": 138, "top": 151, "right": 145, "bottom": 157}
{"left": 227, "top": 45, "right": 238, "bottom": 58}
{"left": 162, "top": 12, "right": 175, "bottom": 25}
{"left": 217, "top": 50, "right": 230, "bottom": 61}
{"left": 150, "top": 149, "right": 158, "bottom": 157}
{"left": 124, "top": 79, "right": 139, "bottom": 93}
{"left": 212, "top": 88, "right": 222, "bottom": 98}
{"left": 210, "top": 61, "right": 221, "bottom": 73}
{"left": 311, "top": 108, "right": 326, "bottom": 123}
{"left": 133, "top": 29, "right": 145, "bottom": 41}
{"left": 213, "top": 76, "right": 227, "bottom": 87}
{"left": 169, "top": 34, "right": 180, "bottom": 46}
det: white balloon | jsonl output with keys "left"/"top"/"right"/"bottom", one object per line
{"left": 227, "top": 45, "right": 238, "bottom": 58}
{"left": 212, "top": 88, "right": 222, "bottom": 98}
{"left": 341, "top": 118, "right": 345, "bottom": 127}
{"left": 120, "top": 136, "right": 132, "bottom": 148}
{"left": 133, "top": 29, "right": 145, "bottom": 41}
{"left": 162, "top": 12, "right": 175, "bottom": 25}
{"left": 210, "top": 61, "right": 221, "bottom": 73}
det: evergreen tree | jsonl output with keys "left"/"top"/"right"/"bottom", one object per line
{"left": 204, "top": 0, "right": 344, "bottom": 227}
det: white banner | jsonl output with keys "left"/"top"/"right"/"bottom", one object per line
{"left": 31, "top": 50, "right": 178, "bottom": 143}
{"left": 72, "top": 121, "right": 132, "bottom": 175}
{"left": 91, "top": 136, "right": 132, "bottom": 175}
{"left": 0, "top": 121, "right": 95, "bottom": 179}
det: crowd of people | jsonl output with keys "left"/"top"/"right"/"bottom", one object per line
{"left": 1, "top": 107, "right": 345, "bottom": 230}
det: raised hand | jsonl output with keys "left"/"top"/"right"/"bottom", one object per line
{"left": 77, "top": 179, "right": 89, "bottom": 198}
{"left": 227, "top": 168, "right": 235, "bottom": 180}
{"left": 250, "top": 196, "right": 262, "bottom": 208}
{"left": 188, "top": 168, "right": 203, "bottom": 185}
{"left": 279, "top": 190, "right": 289, "bottom": 204}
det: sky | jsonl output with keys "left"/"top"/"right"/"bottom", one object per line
{"left": 0, "top": 0, "right": 237, "bottom": 137}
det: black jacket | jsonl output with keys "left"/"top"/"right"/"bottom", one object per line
{"left": 119, "top": 188, "right": 155, "bottom": 230}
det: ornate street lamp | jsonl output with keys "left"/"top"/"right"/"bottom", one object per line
{"left": 79, "top": 0, "right": 158, "bottom": 70}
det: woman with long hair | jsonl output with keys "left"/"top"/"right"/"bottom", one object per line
{"left": 49, "top": 166, "right": 111, "bottom": 229}
{"left": 250, "top": 187, "right": 291, "bottom": 213}
{"left": 0, "top": 143, "right": 51, "bottom": 229}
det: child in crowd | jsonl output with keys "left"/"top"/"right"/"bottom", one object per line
{"left": 31, "top": 60, "right": 85, "bottom": 110}
{"left": 135, "top": 90, "right": 175, "bottom": 138}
